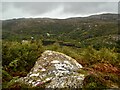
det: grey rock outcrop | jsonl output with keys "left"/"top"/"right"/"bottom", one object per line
{"left": 17, "top": 50, "right": 85, "bottom": 88}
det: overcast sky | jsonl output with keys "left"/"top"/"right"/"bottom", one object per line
{"left": 1, "top": 2, "right": 118, "bottom": 20}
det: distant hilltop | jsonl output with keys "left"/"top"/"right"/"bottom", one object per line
{"left": 2, "top": 13, "right": 118, "bottom": 21}
{"left": 2, "top": 13, "right": 119, "bottom": 49}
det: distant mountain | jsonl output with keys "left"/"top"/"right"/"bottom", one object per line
{"left": 2, "top": 13, "right": 119, "bottom": 49}
{"left": 67, "top": 13, "right": 118, "bottom": 21}
{"left": 86, "top": 13, "right": 118, "bottom": 20}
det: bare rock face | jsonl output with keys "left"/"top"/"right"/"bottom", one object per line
{"left": 17, "top": 50, "right": 85, "bottom": 88}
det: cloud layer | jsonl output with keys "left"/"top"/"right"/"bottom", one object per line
{"left": 2, "top": 2, "right": 118, "bottom": 19}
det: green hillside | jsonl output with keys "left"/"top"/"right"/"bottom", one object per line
{"left": 2, "top": 13, "right": 119, "bottom": 49}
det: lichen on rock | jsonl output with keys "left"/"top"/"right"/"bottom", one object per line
{"left": 17, "top": 50, "right": 85, "bottom": 88}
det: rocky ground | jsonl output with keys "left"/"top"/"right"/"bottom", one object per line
{"left": 4, "top": 50, "right": 119, "bottom": 89}
{"left": 16, "top": 50, "right": 85, "bottom": 88}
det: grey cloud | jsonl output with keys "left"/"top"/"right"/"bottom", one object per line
{"left": 2, "top": 2, "right": 118, "bottom": 19}
{"left": 2, "top": 2, "right": 13, "bottom": 12}
{"left": 62, "top": 2, "right": 117, "bottom": 14}
{"left": 3, "top": 2, "right": 118, "bottom": 14}
{"left": 12, "top": 2, "right": 63, "bottom": 14}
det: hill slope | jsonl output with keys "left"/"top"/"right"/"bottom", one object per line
{"left": 2, "top": 13, "right": 118, "bottom": 48}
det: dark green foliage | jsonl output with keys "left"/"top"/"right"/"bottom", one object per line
{"left": 2, "top": 70, "right": 12, "bottom": 82}
{"left": 83, "top": 71, "right": 120, "bottom": 89}
{"left": 79, "top": 46, "right": 119, "bottom": 66}
{"left": 2, "top": 40, "right": 44, "bottom": 88}
{"left": 2, "top": 40, "right": 44, "bottom": 79}
{"left": 83, "top": 74, "right": 107, "bottom": 89}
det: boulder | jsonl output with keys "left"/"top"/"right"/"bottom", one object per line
{"left": 17, "top": 50, "right": 85, "bottom": 88}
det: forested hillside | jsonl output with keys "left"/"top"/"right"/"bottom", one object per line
{"left": 2, "top": 13, "right": 119, "bottom": 49}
